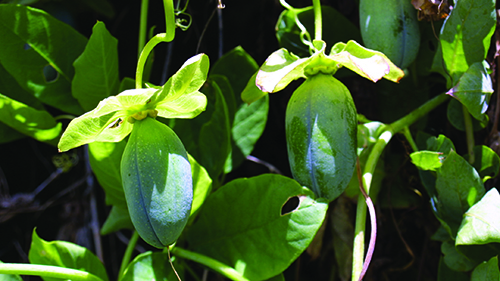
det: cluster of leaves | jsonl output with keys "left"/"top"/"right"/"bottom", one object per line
{"left": 1, "top": 0, "right": 500, "bottom": 280}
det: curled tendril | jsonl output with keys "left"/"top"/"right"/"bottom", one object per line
{"left": 279, "top": 0, "right": 314, "bottom": 53}
{"left": 175, "top": 12, "right": 192, "bottom": 31}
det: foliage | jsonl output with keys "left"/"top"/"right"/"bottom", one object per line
{"left": 0, "top": 0, "right": 499, "bottom": 280}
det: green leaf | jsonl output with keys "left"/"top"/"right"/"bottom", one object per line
{"left": 225, "top": 94, "right": 269, "bottom": 173}
{"left": 209, "top": 75, "right": 236, "bottom": 125}
{"left": 0, "top": 62, "right": 43, "bottom": 109}
{"left": 410, "top": 151, "right": 445, "bottom": 171}
{"left": 0, "top": 123, "right": 24, "bottom": 144}
{"left": 88, "top": 140, "right": 127, "bottom": 208}
{"left": 101, "top": 205, "right": 133, "bottom": 235}
{"left": 121, "top": 252, "right": 178, "bottom": 281}
{"left": 72, "top": 21, "right": 120, "bottom": 111}
{"left": 0, "top": 93, "right": 61, "bottom": 144}
{"left": 0, "top": 261, "right": 22, "bottom": 281}
{"left": 441, "top": 240, "right": 477, "bottom": 272}
{"left": 471, "top": 256, "right": 500, "bottom": 281}
{"left": 446, "top": 98, "right": 487, "bottom": 132}
{"left": 211, "top": 46, "right": 259, "bottom": 101}
{"left": 446, "top": 62, "right": 493, "bottom": 122}
{"left": 58, "top": 88, "right": 156, "bottom": 152}
{"left": 466, "top": 146, "right": 500, "bottom": 180}
{"left": 241, "top": 72, "right": 268, "bottom": 104}
{"left": 435, "top": 151, "right": 485, "bottom": 237}
{"left": 329, "top": 40, "right": 405, "bottom": 83}
{"left": 432, "top": 0, "right": 496, "bottom": 86}
{"left": 276, "top": 6, "right": 362, "bottom": 58}
{"left": 457, "top": 188, "right": 500, "bottom": 246}
{"left": 0, "top": 4, "right": 86, "bottom": 114}
{"left": 81, "top": 0, "right": 115, "bottom": 18}
{"left": 188, "top": 154, "right": 213, "bottom": 219}
{"left": 153, "top": 53, "right": 209, "bottom": 107}
{"left": 29, "top": 229, "right": 109, "bottom": 281}
{"left": 426, "top": 134, "right": 456, "bottom": 154}
{"left": 187, "top": 174, "right": 328, "bottom": 281}
{"left": 265, "top": 273, "right": 285, "bottom": 281}
{"left": 155, "top": 90, "right": 207, "bottom": 119}
{"left": 437, "top": 257, "right": 469, "bottom": 281}
{"left": 256, "top": 48, "right": 309, "bottom": 93}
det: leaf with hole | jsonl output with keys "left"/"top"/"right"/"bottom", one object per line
{"left": 187, "top": 174, "right": 328, "bottom": 281}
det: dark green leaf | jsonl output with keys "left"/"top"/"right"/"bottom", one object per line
{"left": 471, "top": 256, "right": 500, "bottom": 281}
{"left": 432, "top": 0, "right": 496, "bottom": 86}
{"left": 441, "top": 240, "right": 477, "bottom": 271}
{"left": 466, "top": 146, "right": 500, "bottom": 180}
{"left": 241, "top": 72, "right": 268, "bottom": 104}
{"left": 0, "top": 4, "right": 86, "bottom": 114}
{"left": 72, "top": 21, "right": 120, "bottom": 111}
{"left": 0, "top": 62, "right": 43, "bottom": 109}
{"left": 101, "top": 205, "right": 133, "bottom": 235}
{"left": 121, "top": 252, "right": 179, "bottom": 281}
{"left": 426, "top": 134, "right": 456, "bottom": 154}
{"left": 187, "top": 174, "right": 328, "bottom": 281}
{"left": 437, "top": 257, "right": 469, "bottom": 281}
{"left": 29, "top": 230, "right": 109, "bottom": 281}
{"left": 0, "top": 94, "right": 61, "bottom": 145}
{"left": 0, "top": 123, "right": 24, "bottom": 144}
{"left": 265, "top": 273, "right": 285, "bottom": 281}
{"left": 435, "top": 151, "right": 485, "bottom": 237}
{"left": 446, "top": 62, "right": 493, "bottom": 123}
{"left": 81, "top": 0, "right": 115, "bottom": 18}
{"left": 88, "top": 140, "right": 127, "bottom": 208}
{"left": 211, "top": 46, "right": 259, "bottom": 102}
{"left": 447, "top": 98, "right": 487, "bottom": 132}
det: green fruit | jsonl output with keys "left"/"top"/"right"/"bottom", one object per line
{"left": 121, "top": 117, "right": 192, "bottom": 248}
{"left": 286, "top": 74, "right": 357, "bottom": 201}
{"left": 359, "top": 0, "right": 420, "bottom": 69}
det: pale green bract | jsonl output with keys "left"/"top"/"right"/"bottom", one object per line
{"left": 58, "top": 53, "right": 209, "bottom": 152}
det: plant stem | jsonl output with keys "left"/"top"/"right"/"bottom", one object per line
{"left": 136, "top": 33, "right": 169, "bottom": 88}
{"left": 0, "top": 264, "right": 103, "bottom": 281}
{"left": 462, "top": 105, "right": 475, "bottom": 164}
{"left": 171, "top": 247, "right": 250, "bottom": 281}
{"left": 351, "top": 93, "right": 449, "bottom": 280}
{"left": 402, "top": 127, "right": 418, "bottom": 152}
{"left": 138, "top": 0, "right": 149, "bottom": 58}
{"left": 312, "top": 0, "right": 322, "bottom": 41}
{"left": 163, "top": 0, "right": 176, "bottom": 42}
{"left": 118, "top": 231, "right": 140, "bottom": 280}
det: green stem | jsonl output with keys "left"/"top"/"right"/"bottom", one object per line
{"left": 138, "top": 0, "right": 149, "bottom": 58}
{"left": 462, "top": 105, "right": 475, "bottom": 164}
{"left": 312, "top": 0, "right": 322, "bottom": 41}
{"left": 0, "top": 264, "right": 103, "bottom": 281}
{"left": 163, "top": 0, "right": 176, "bottom": 42}
{"left": 351, "top": 93, "right": 449, "bottom": 280}
{"left": 118, "top": 231, "right": 140, "bottom": 280}
{"left": 402, "top": 127, "right": 418, "bottom": 152}
{"left": 136, "top": 33, "right": 169, "bottom": 88}
{"left": 171, "top": 247, "right": 250, "bottom": 281}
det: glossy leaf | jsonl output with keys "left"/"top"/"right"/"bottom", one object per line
{"left": 121, "top": 252, "right": 178, "bottom": 281}
{"left": 446, "top": 61, "right": 493, "bottom": 123}
{"left": 435, "top": 151, "right": 485, "bottom": 237}
{"left": 0, "top": 94, "right": 61, "bottom": 144}
{"left": 72, "top": 21, "right": 120, "bottom": 111}
{"left": 88, "top": 140, "right": 127, "bottom": 208}
{"left": 188, "top": 154, "right": 213, "bottom": 219}
{"left": 28, "top": 230, "right": 109, "bottom": 281}
{"left": 471, "top": 256, "right": 500, "bottom": 281}
{"left": 0, "top": 4, "right": 86, "bottom": 115}
{"left": 432, "top": 0, "right": 496, "bottom": 86}
{"left": 187, "top": 174, "right": 328, "bottom": 281}
{"left": 446, "top": 98, "right": 487, "bottom": 132}
{"left": 0, "top": 62, "right": 42, "bottom": 110}
{"left": 456, "top": 188, "right": 500, "bottom": 246}
{"left": 329, "top": 40, "right": 405, "bottom": 83}
{"left": 241, "top": 72, "right": 267, "bottom": 104}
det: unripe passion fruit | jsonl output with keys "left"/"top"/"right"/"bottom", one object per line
{"left": 286, "top": 74, "right": 357, "bottom": 201}
{"left": 121, "top": 117, "right": 193, "bottom": 248}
